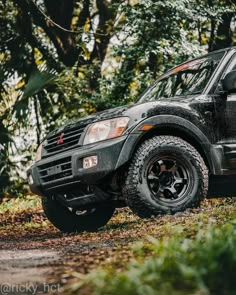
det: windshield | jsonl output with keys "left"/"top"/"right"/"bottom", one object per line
{"left": 138, "top": 51, "right": 225, "bottom": 103}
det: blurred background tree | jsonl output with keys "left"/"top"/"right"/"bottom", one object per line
{"left": 0, "top": 0, "right": 235, "bottom": 198}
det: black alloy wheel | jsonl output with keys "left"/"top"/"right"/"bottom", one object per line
{"left": 123, "top": 136, "right": 208, "bottom": 218}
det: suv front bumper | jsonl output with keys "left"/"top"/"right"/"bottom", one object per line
{"left": 27, "top": 135, "right": 129, "bottom": 196}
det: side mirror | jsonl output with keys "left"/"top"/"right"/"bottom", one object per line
{"left": 222, "top": 70, "right": 236, "bottom": 94}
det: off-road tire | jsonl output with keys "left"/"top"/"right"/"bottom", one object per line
{"left": 123, "top": 136, "right": 208, "bottom": 218}
{"left": 42, "top": 196, "right": 115, "bottom": 233}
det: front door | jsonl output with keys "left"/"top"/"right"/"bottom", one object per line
{"left": 215, "top": 53, "right": 236, "bottom": 168}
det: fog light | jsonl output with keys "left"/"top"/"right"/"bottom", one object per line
{"left": 28, "top": 175, "right": 34, "bottom": 185}
{"left": 83, "top": 155, "right": 98, "bottom": 169}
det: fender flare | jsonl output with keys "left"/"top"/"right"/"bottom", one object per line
{"left": 116, "top": 115, "right": 222, "bottom": 174}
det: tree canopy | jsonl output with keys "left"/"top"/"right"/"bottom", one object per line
{"left": 0, "top": 0, "right": 235, "bottom": 196}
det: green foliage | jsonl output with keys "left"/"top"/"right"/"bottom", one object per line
{"left": 71, "top": 221, "right": 236, "bottom": 295}
{"left": 0, "top": 0, "right": 235, "bottom": 193}
{"left": 21, "top": 68, "right": 57, "bottom": 100}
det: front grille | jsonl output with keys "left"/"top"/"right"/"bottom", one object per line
{"left": 38, "top": 156, "right": 72, "bottom": 184}
{"left": 44, "top": 124, "right": 87, "bottom": 155}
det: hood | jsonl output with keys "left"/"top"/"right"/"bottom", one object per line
{"left": 47, "top": 105, "right": 130, "bottom": 137}
{"left": 47, "top": 94, "right": 203, "bottom": 138}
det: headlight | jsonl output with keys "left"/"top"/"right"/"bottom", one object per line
{"left": 83, "top": 117, "right": 130, "bottom": 145}
{"left": 35, "top": 143, "right": 42, "bottom": 162}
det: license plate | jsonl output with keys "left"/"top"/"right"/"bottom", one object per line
{"left": 47, "top": 165, "right": 62, "bottom": 176}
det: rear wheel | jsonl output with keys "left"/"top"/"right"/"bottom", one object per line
{"left": 123, "top": 136, "right": 208, "bottom": 218}
{"left": 42, "top": 196, "right": 115, "bottom": 233}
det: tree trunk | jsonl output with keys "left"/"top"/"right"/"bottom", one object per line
{"left": 212, "top": 13, "right": 234, "bottom": 51}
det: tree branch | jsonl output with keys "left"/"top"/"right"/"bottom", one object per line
{"left": 13, "top": 0, "right": 79, "bottom": 66}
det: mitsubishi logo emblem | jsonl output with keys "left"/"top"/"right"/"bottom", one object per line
{"left": 57, "top": 133, "right": 64, "bottom": 145}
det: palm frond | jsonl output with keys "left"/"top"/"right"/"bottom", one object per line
{"left": 21, "top": 66, "right": 57, "bottom": 100}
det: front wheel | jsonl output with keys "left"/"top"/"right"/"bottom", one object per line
{"left": 123, "top": 136, "right": 208, "bottom": 218}
{"left": 42, "top": 196, "right": 115, "bottom": 233}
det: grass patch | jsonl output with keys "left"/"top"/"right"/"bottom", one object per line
{"left": 64, "top": 198, "right": 236, "bottom": 294}
{"left": 66, "top": 220, "right": 236, "bottom": 295}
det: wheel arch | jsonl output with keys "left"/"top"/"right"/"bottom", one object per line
{"left": 132, "top": 126, "right": 211, "bottom": 170}
{"left": 117, "top": 115, "right": 219, "bottom": 174}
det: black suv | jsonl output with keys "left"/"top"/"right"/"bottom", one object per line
{"left": 28, "top": 47, "right": 236, "bottom": 233}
